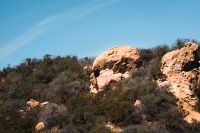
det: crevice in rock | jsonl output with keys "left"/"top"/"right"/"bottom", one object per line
{"left": 94, "top": 69, "right": 100, "bottom": 77}
{"left": 195, "top": 89, "right": 200, "bottom": 102}
{"left": 183, "top": 61, "right": 200, "bottom": 71}
{"left": 112, "top": 58, "right": 128, "bottom": 74}
{"left": 183, "top": 48, "right": 200, "bottom": 72}
{"left": 196, "top": 90, "right": 200, "bottom": 99}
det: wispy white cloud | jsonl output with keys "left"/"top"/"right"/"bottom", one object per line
{"left": 0, "top": 0, "right": 119, "bottom": 60}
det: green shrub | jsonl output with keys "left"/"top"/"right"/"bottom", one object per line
{"left": 141, "top": 93, "right": 176, "bottom": 121}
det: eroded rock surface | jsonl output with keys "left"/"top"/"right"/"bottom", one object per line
{"left": 90, "top": 46, "right": 141, "bottom": 93}
{"left": 160, "top": 42, "right": 200, "bottom": 106}
{"left": 159, "top": 42, "right": 200, "bottom": 122}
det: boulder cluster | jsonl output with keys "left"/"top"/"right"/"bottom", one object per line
{"left": 90, "top": 43, "right": 200, "bottom": 123}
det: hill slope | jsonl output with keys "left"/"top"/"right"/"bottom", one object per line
{"left": 0, "top": 40, "right": 200, "bottom": 133}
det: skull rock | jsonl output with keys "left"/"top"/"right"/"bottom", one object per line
{"left": 90, "top": 46, "right": 142, "bottom": 93}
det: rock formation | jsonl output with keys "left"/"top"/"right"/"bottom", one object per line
{"left": 90, "top": 46, "right": 142, "bottom": 93}
{"left": 27, "top": 99, "right": 48, "bottom": 108}
{"left": 159, "top": 42, "right": 200, "bottom": 122}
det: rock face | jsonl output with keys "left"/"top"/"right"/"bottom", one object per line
{"left": 159, "top": 42, "right": 200, "bottom": 123}
{"left": 90, "top": 46, "right": 141, "bottom": 93}
{"left": 160, "top": 42, "right": 200, "bottom": 106}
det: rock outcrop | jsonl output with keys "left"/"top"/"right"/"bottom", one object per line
{"left": 27, "top": 99, "right": 48, "bottom": 109}
{"left": 90, "top": 46, "right": 142, "bottom": 93}
{"left": 159, "top": 42, "right": 200, "bottom": 122}
{"left": 160, "top": 42, "right": 200, "bottom": 106}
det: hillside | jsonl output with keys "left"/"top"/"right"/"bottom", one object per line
{"left": 0, "top": 39, "right": 200, "bottom": 133}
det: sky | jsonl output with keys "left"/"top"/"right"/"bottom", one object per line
{"left": 0, "top": 0, "right": 200, "bottom": 69}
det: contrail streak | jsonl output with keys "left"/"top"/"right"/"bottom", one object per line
{"left": 0, "top": 0, "right": 119, "bottom": 60}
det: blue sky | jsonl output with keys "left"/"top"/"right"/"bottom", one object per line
{"left": 0, "top": 0, "right": 200, "bottom": 69}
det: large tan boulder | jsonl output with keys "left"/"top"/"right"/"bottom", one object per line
{"left": 90, "top": 46, "right": 141, "bottom": 93}
{"left": 159, "top": 42, "right": 200, "bottom": 123}
{"left": 160, "top": 42, "right": 200, "bottom": 106}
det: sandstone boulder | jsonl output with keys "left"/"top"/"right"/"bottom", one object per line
{"left": 90, "top": 46, "right": 141, "bottom": 93}
{"left": 159, "top": 42, "right": 200, "bottom": 123}
{"left": 160, "top": 42, "right": 200, "bottom": 106}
